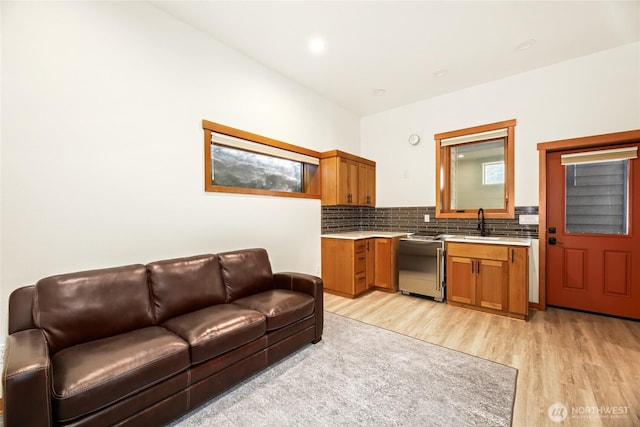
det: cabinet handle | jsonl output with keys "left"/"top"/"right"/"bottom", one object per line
{"left": 511, "top": 249, "right": 514, "bottom": 263}
{"left": 358, "top": 276, "right": 365, "bottom": 281}
{"left": 358, "top": 257, "right": 365, "bottom": 261}
{"left": 366, "top": 241, "right": 370, "bottom": 251}
{"left": 471, "top": 260, "right": 474, "bottom": 274}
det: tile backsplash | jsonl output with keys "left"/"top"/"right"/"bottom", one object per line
{"left": 322, "top": 206, "right": 539, "bottom": 239}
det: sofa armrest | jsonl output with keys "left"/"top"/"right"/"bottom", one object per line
{"left": 8, "top": 285, "right": 36, "bottom": 333}
{"left": 3, "top": 329, "right": 52, "bottom": 427}
{"left": 273, "top": 272, "right": 323, "bottom": 343}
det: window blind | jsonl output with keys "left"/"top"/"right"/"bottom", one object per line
{"left": 561, "top": 146, "right": 637, "bottom": 166}
{"left": 211, "top": 132, "right": 319, "bottom": 165}
{"left": 440, "top": 128, "right": 508, "bottom": 147}
{"left": 565, "top": 160, "right": 628, "bottom": 235}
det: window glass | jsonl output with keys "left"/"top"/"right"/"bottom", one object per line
{"left": 449, "top": 139, "right": 505, "bottom": 209}
{"left": 565, "top": 160, "right": 628, "bottom": 234}
{"left": 212, "top": 145, "right": 303, "bottom": 192}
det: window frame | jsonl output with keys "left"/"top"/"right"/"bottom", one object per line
{"left": 203, "top": 120, "right": 321, "bottom": 199}
{"left": 435, "top": 119, "right": 516, "bottom": 219}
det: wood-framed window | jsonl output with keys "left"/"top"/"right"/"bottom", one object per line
{"left": 435, "top": 119, "right": 516, "bottom": 219}
{"left": 203, "top": 120, "right": 321, "bottom": 199}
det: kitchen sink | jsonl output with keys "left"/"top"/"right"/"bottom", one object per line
{"left": 463, "top": 235, "right": 501, "bottom": 241}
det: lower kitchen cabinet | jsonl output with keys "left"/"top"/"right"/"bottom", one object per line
{"left": 321, "top": 236, "right": 400, "bottom": 298}
{"left": 446, "top": 242, "right": 529, "bottom": 320}
{"left": 373, "top": 237, "right": 399, "bottom": 291}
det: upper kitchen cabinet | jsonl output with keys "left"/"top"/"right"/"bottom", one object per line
{"left": 320, "top": 150, "right": 376, "bottom": 207}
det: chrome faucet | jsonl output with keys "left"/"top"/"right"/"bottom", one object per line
{"left": 477, "top": 208, "right": 488, "bottom": 236}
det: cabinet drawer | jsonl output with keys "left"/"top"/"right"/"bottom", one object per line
{"left": 354, "top": 241, "right": 367, "bottom": 251}
{"left": 354, "top": 273, "right": 367, "bottom": 294}
{"left": 354, "top": 252, "right": 366, "bottom": 274}
{"left": 446, "top": 242, "right": 508, "bottom": 261}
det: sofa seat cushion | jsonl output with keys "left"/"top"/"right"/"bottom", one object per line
{"left": 232, "top": 289, "right": 315, "bottom": 331}
{"left": 162, "top": 304, "right": 266, "bottom": 365}
{"left": 51, "top": 326, "right": 189, "bottom": 423}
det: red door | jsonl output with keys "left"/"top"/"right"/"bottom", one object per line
{"left": 546, "top": 144, "right": 640, "bottom": 319}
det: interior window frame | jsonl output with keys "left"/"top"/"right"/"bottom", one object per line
{"left": 435, "top": 119, "right": 516, "bottom": 219}
{"left": 202, "top": 120, "right": 321, "bottom": 199}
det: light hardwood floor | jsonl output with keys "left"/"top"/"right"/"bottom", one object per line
{"left": 324, "top": 291, "right": 640, "bottom": 427}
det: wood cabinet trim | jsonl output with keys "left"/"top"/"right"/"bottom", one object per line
{"left": 320, "top": 150, "right": 376, "bottom": 166}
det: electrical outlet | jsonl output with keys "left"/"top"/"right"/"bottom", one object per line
{"left": 424, "top": 214, "right": 430, "bottom": 222}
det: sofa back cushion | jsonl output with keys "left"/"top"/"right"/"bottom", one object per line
{"left": 34, "top": 264, "right": 153, "bottom": 354}
{"left": 218, "top": 248, "right": 274, "bottom": 301}
{"left": 147, "top": 254, "right": 226, "bottom": 323}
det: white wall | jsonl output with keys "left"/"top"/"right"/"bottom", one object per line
{"left": 361, "top": 41, "right": 640, "bottom": 208}
{"left": 0, "top": 0, "right": 359, "bottom": 361}
{"left": 361, "top": 41, "right": 639, "bottom": 306}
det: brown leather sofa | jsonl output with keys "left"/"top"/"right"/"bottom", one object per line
{"left": 2, "top": 248, "right": 323, "bottom": 426}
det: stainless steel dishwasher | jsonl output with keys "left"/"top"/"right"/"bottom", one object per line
{"left": 398, "top": 235, "right": 445, "bottom": 301}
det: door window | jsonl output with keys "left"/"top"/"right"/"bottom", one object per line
{"left": 565, "top": 160, "right": 629, "bottom": 235}
{"left": 561, "top": 146, "right": 637, "bottom": 235}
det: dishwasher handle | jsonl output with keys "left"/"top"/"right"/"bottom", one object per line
{"left": 436, "top": 247, "right": 443, "bottom": 291}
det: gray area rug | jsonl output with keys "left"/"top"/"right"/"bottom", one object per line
{"left": 171, "top": 312, "right": 517, "bottom": 426}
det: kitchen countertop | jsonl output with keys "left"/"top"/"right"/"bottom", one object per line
{"left": 321, "top": 231, "right": 408, "bottom": 240}
{"left": 322, "top": 231, "right": 531, "bottom": 246}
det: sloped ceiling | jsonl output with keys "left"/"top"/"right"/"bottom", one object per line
{"left": 152, "top": 1, "right": 640, "bottom": 116}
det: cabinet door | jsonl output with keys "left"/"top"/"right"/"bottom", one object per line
{"left": 358, "top": 163, "right": 367, "bottom": 206}
{"left": 476, "top": 259, "right": 508, "bottom": 310}
{"left": 508, "top": 246, "right": 529, "bottom": 315}
{"left": 374, "top": 238, "right": 392, "bottom": 289}
{"left": 338, "top": 158, "right": 359, "bottom": 205}
{"left": 337, "top": 157, "right": 351, "bottom": 205}
{"left": 347, "top": 159, "right": 359, "bottom": 204}
{"left": 447, "top": 256, "right": 475, "bottom": 304}
{"left": 365, "top": 164, "right": 376, "bottom": 206}
{"left": 357, "top": 163, "right": 375, "bottom": 206}
{"left": 365, "top": 238, "right": 375, "bottom": 290}
{"left": 321, "top": 238, "right": 355, "bottom": 295}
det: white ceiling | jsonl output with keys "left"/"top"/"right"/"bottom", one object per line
{"left": 151, "top": 1, "right": 640, "bottom": 116}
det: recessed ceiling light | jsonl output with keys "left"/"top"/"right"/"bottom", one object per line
{"left": 433, "top": 69, "right": 448, "bottom": 78}
{"left": 372, "top": 89, "right": 386, "bottom": 96}
{"left": 309, "top": 38, "right": 325, "bottom": 54}
{"left": 516, "top": 39, "right": 536, "bottom": 51}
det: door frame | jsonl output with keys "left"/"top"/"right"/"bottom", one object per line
{"left": 536, "top": 129, "right": 640, "bottom": 311}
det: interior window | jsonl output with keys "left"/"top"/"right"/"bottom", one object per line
{"left": 435, "top": 119, "right": 516, "bottom": 219}
{"left": 203, "top": 120, "right": 321, "bottom": 199}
